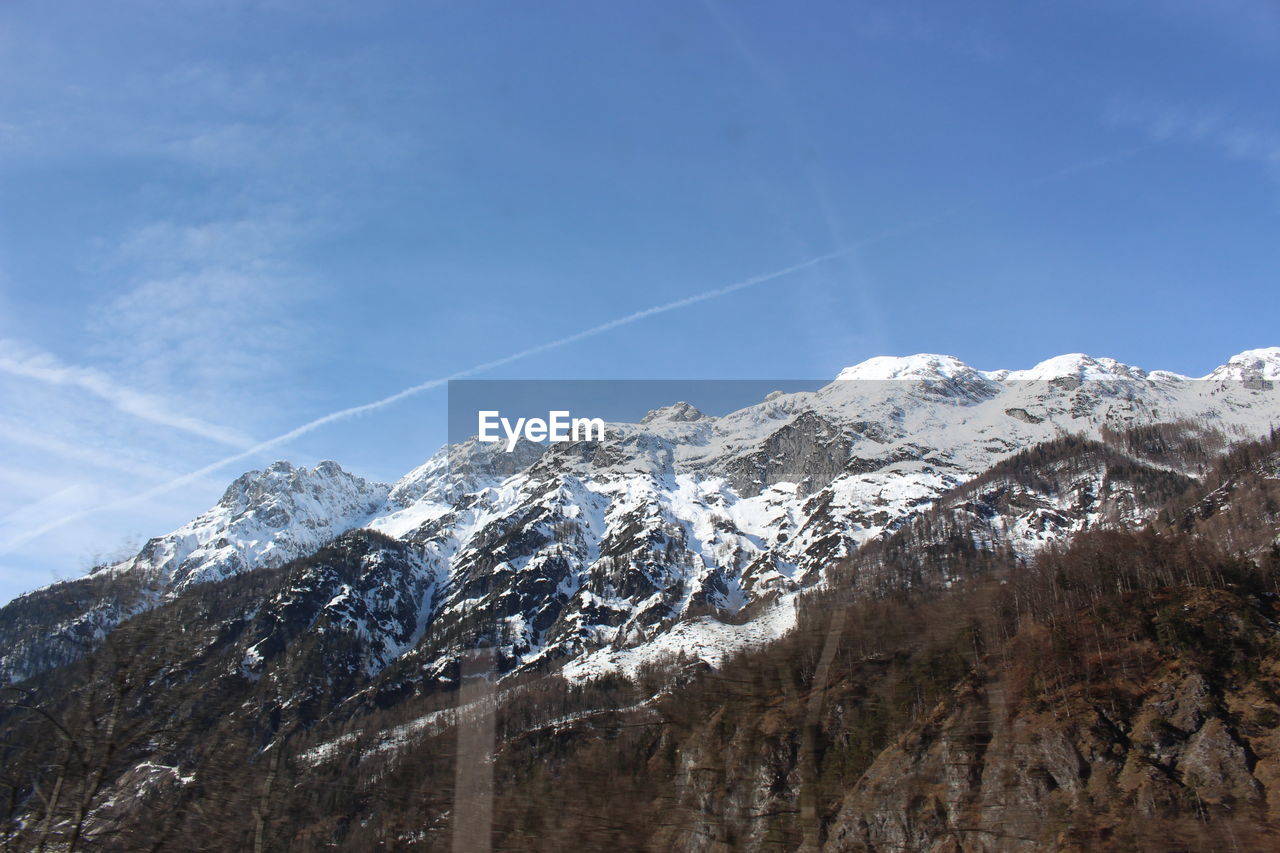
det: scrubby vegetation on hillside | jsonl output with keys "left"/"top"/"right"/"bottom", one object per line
{"left": 3, "top": 429, "right": 1280, "bottom": 851}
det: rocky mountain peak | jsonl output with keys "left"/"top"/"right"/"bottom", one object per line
{"left": 835, "top": 353, "right": 979, "bottom": 382}
{"left": 387, "top": 438, "right": 546, "bottom": 509}
{"left": 1206, "top": 347, "right": 1280, "bottom": 383}
{"left": 833, "top": 353, "right": 1003, "bottom": 405}
{"left": 218, "top": 460, "right": 382, "bottom": 511}
{"left": 118, "top": 461, "right": 394, "bottom": 592}
{"left": 998, "top": 352, "right": 1151, "bottom": 382}
{"left": 641, "top": 400, "right": 705, "bottom": 424}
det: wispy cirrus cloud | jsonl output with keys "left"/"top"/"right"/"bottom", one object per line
{"left": 839, "top": 2, "right": 1004, "bottom": 62}
{"left": 0, "top": 418, "right": 176, "bottom": 481}
{"left": 0, "top": 340, "right": 253, "bottom": 447}
{"left": 86, "top": 205, "right": 328, "bottom": 404}
{"left": 1106, "top": 98, "right": 1280, "bottom": 178}
{"left": 89, "top": 262, "right": 309, "bottom": 397}
{"left": 0, "top": 45, "right": 366, "bottom": 598}
{"left": 111, "top": 215, "right": 302, "bottom": 271}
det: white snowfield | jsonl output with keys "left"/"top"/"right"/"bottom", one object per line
{"left": 26, "top": 348, "right": 1280, "bottom": 686}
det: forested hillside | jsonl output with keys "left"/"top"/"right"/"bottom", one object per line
{"left": 3, "top": 427, "right": 1279, "bottom": 851}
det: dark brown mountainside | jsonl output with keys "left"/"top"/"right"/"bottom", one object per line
{"left": 2, "top": 429, "right": 1279, "bottom": 851}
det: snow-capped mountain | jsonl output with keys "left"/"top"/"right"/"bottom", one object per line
{"left": 2, "top": 348, "right": 1278, "bottom": 687}
{"left": 131, "top": 460, "right": 391, "bottom": 592}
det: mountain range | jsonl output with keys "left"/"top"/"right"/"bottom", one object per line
{"left": 2, "top": 348, "right": 1279, "bottom": 851}
{"left": 3, "top": 348, "right": 1279, "bottom": 688}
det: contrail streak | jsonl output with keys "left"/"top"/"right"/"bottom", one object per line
{"left": 163, "top": 241, "right": 865, "bottom": 478}
{"left": 0, "top": 242, "right": 866, "bottom": 554}
{"left": 2, "top": 144, "right": 1143, "bottom": 555}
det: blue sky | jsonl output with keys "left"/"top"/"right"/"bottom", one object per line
{"left": 0, "top": 0, "right": 1277, "bottom": 602}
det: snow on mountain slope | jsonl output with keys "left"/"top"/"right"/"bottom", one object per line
{"left": 996, "top": 353, "right": 1162, "bottom": 381}
{"left": 1206, "top": 347, "right": 1280, "bottom": 383}
{"left": 343, "top": 349, "right": 1280, "bottom": 684}
{"left": 0, "top": 462, "right": 390, "bottom": 683}
{"left": 123, "top": 460, "right": 392, "bottom": 591}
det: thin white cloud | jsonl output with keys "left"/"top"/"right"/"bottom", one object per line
{"left": 61, "top": 214, "right": 321, "bottom": 483}
{"left": 111, "top": 216, "right": 301, "bottom": 271}
{"left": 87, "top": 211, "right": 317, "bottom": 394}
{"left": 1106, "top": 98, "right": 1280, "bottom": 176}
{"left": 125, "top": 54, "right": 422, "bottom": 185}
{"left": 0, "top": 340, "right": 253, "bottom": 447}
{"left": 0, "top": 467, "right": 78, "bottom": 502}
{"left": 0, "top": 484, "right": 88, "bottom": 530}
{"left": 88, "top": 268, "right": 307, "bottom": 394}
{"left": 0, "top": 418, "right": 175, "bottom": 480}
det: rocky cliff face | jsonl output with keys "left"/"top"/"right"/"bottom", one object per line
{"left": 135, "top": 459, "right": 391, "bottom": 591}
{"left": 828, "top": 611, "right": 1277, "bottom": 852}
